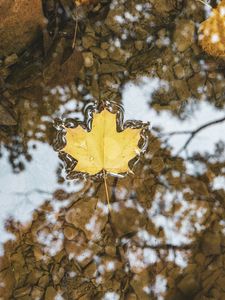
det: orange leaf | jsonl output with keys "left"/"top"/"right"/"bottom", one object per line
{"left": 198, "top": 0, "right": 225, "bottom": 58}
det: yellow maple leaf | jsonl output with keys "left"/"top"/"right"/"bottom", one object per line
{"left": 61, "top": 109, "right": 142, "bottom": 176}
{"left": 198, "top": 0, "right": 225, "bottom": 58}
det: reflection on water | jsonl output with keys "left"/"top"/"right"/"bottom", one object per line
{"left": 0, "top": 141, "right": 84, "bottom": 253}
{"left": 122, "top": 77, "right": 225, "bottom": 156}
{"left": 0, "top": 0, "right": 225, "bottom": 299}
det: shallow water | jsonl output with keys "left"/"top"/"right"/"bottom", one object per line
{"left": 0, "top": 0, "right": 225, "bottom": 299}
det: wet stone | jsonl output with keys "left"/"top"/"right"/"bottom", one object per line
{"left": 202, "top": 270, "right": 221, "bottom": 292}
{"left": 105, "top": 245, "right": 116, "bottom": 257}
{"left": 33, "top": 245, "right": 44, "bottom": 261}
{"left": 0, "top": 256, "right": 10, "bottom": 271}
{"left": 183, "top": 63, "right": 194, "bottom": 78}
{"left": 26, "top": 270, "right": 43, "bottom": 286}
{"left": 38, "top": 274, "right": 49, "bottom": 288}
{"left": 134, "top": 40, "right": 144, "bottom": 51}
{"left": 65, "top": 197, "right": 107, "bottom": 240}
{"left": 130, "top": 271, "right": 150, "bottom": 300}
{"left": 100, "top": 63, "right": 126, "bottom": 74}
{"left": 172, "top": 79, "right": 191, "bottom": 101}
{"left": 82, "top": 35, "right": 96, "bottom": 49}
{"left": 210, "top": 288, "right": 221, "bottom": 299}
{"left": 173, "top": 19, "right": 195, "bottom": 52}
{"left": 108, "top": 48, "right": 128, "bottom": 63}
{"left": 191, "top": 59, "right": 201, "bottom": 73}
{"left": 71, "top": 282, "right": 95, "bottom": 299}
{"left": 217, "top": 275, "right": 225, "bottom": 292}
{"left": 173, "top": 64, "right": 186, "bottom": 79}
{"left": 91, "top": 75, "right": 100, "bottom": 98}
{"left": 157, "top": 65, "right": 174, "bottom": 81}
{"left": 105, "top": 8, "right": 124, "bottom": 34}
{"left": 17, "top": 296, "right": 30, "bottom": 300}
{"left": 161, "top": 47, "right": 174, "bottom": 64}
{"left": 190, "top": 180, "right": 209, "bottom": 197}
{"left": 153, "top": 0, "right": 177, "bottom": 14}
{"left": 101, "top": 42, "right": 109, "bottom": 50}
{"left": 52, "top": 265, "right": 65, "bottom": 285}
{"left": 213, "top": 80, "right": 225, "bottom": 100}
{"left": 0, "top": 105, "right": 17, "bottom": 126}
{"left": 111, "top": 202, "right": 146, "bottom": 237}
{"left": 177, "top": 274, "right": 200, "bottom": 295}
{"left": 14, "top": 286, "right": 31, "bottom": 298}
{"left": 0, "top": 0, "right": 45, "bottom": 56}
{"left": 90, "top": 47, "right": 108, "bottom": 59}
{"left": 202, "top": 232, "right": 221, "bottom": 255}
{"left": 63, "top": 226, "right": 79, "bottom": 240}
{"left": 44, "top": 286, "right": 57, "bottom": 300}
{"left": 0, "top": 268, "right": 15, "bottom": 299}
{"left": 4, "top": 53, "right": 18, "bottom": 66}
{"left": 99, "top": 74, "right": 117, "bottom": 89}
{"left": 128, "top": 48, "right": 160, "bottom": 72}
{"left": 65, "top": 239, "right": 101, "bottom": 268}
{"left": 31, "top": 287, "right": 44, "bottom": 299}
{"left": 194, "top": 253, "right": 205, "bottom": 265}
{"left": 82, "top": 52, "right": 94, "bottom": 68}
{"left": 54, "top": 249, "right": 65, "bottom": 263}
{"left": 11, "top": 251, "right": 25, "bottom": 267}
{"left": 83, "top": 261, "right": 97, "bottom": 279}
{"left": 126, "top": 293, "right": 138, "bottom": 300}
{"left": 135, "top": 26, "right": 149, "bottom": 40}
{"left": 150, "top": 157, "right": 164, "bottom": 173}
{"left": 188, "top": 73, "right": 206, "bottom": 98}
{"left": 0, "top": 68, "right": 10, "bottom": 81}
{"left": 85, "top": 24, "right": 96, "bottom": 36}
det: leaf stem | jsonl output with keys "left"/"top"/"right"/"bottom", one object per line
{"left": 103, "top": 170, "right": 111, "bottom": 212}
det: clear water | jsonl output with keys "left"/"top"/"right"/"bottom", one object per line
{"left": 0, "top": 0, "right": 225, "bottom": 299}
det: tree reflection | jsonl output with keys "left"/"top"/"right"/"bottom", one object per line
{"left": 1, "top": 124, "right": 225, "bottom": 298}
{"left": 0, "top": 0, "right": 225, "bottom": 299}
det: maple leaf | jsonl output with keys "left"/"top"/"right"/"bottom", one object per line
{"left": 198, "top": 0, "right": 225, "bottom": 58}
{"left": 61, "top": 109, "right": 145, "bottom": 176}
{"left": 54, "top": 105, "right": 148, "bottom": 210}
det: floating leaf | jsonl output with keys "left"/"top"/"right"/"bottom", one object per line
{"left": 198, "top": 0, "right": 225, "bottom": 58}
{"left": 60, "top": 109, "right": 146, "bottom": 176}
{"left": 54, "top": 103, "right": 148, "bottom": 209}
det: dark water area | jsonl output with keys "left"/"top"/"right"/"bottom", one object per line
{"left": 0, "top": 0, "right": 225, "bottom": 299}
